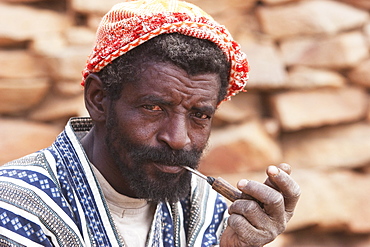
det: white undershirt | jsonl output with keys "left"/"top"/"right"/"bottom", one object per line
{"left": 92, "top": 166, "right": 156, "bottom": 247}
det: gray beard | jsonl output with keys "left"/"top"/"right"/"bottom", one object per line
{"left": 105, "top": 111, "right": 203, "bottom": 203}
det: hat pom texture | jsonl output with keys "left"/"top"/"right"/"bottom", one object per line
{"left": 82, "top": 0, "right": 249, "bottom": 101}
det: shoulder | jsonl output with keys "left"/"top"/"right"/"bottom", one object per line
{"left": 0, "top": 150, "right": 62, "bottom": 210}
{"left": 1, "top": 150, "right": 57, "bottom": 182}
{"left": 0, "top": 151, "right": 84, "bottom": 246}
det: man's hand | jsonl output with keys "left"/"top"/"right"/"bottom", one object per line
{"left": 219, "top": 163, "right": 300, "bottom": 247}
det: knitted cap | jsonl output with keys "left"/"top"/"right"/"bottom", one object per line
{"left": 82, "top": 0, "right": 249, "bottom": 101}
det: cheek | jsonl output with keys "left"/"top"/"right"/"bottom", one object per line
{"left": 113, "top": 108, "right": 158, "bottom": 144}
{"left": 122, "top": 120, "right": 160, "bottom": 146}
{"left": 190, "top": 128, "right": 211, "bottom": 151}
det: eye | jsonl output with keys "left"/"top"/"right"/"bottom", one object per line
{"left": 143, "top": 105, "right": 162, "bottom": 111}
{"left": 194, "top": 112, "right": 210, "bottom": 120}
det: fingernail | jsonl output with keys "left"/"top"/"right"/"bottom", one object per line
{"left": 268, "top": 165, "right": 280, "bottom": 176}
{"left": 280, "top": 163, "right": 291, "bottom": 174}
{"left": 238, "top": 179, "right": 249, "bottom": 188}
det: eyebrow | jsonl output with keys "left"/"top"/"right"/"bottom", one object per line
{"left": 140, "top": 95, "right": 216, "bottom": 114}
{"left": 192, "top": 105, "right": 216, "bottom": 115}
{"left": 140, "top": 95, "right": 174, "bottom": 106}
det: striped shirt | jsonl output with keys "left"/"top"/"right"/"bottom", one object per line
{"left": 0, "top": 117, "right": 228, "bottom": 246}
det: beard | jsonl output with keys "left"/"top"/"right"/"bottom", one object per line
{"left": 105, "top": 110, "right": 205, "bottom": 203}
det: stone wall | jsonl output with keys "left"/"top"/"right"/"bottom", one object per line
{"left": 1, "top": 0, "right": 370, "bottom": 246}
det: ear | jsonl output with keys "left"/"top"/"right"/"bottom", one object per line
{"left": 84, "top": 73, "right": 108, "bottom": 123}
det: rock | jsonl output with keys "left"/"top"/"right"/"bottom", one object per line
{"left": 28, "top": 94, "right": 86, "bottom": 122}
{"left": 0, "top": 78, "right": 50, "bottom": 114}
{"left": 187, "top": 0, "right": 256, "bottom": 16}
{"left": 282, "top": 122, "right": 370, "bottom": 169}
{"left": 65, "top": 26, "right": 96, "bottom": 46}
{"left": 45, "top": 46, "right": 91, "bottom": 81}
{"left": 213, "top": 92, "right": 263, "bottom": 126}
{"left": 280, "top": 229, "right": 370, "bottom": 247}
{"left": 87, "top": 14, "right": 103, "bottom": 30}
{"left": 0, "top": 2, "right": 68, "bottom": 42}
{"left": 261, "top": 0, "right": 298, "bottom": 5}
{"left": 270, "top": 86, "right": 368, "bottom": 131}
{"left": 30, "top": 32, "right": 67, "bottom": 56}
{"left": 257, "top": 0, "right": 369, "bottom": 39}
{"left": 2, "top": 0, "right": 46, "bottom": 2}
{"left": 280, "top": 31, "right": 368, "bottom": 69}
{"left": 262, "top": 118, "right": 281, "bottom": 139}
{"left": 364, "top": 22, "right": 370, "bottom": 46}
{"left": 240, "top": 40, "right": 287, "bottom": 89}
{"left": 348, "top": 59, "right": 370, "bottom": 88}
{"left": 71, "top": 0, "right": 123, "bottom": 14}
{"left": 290, "top": 169, "right": 370, "bottom": 233}
{"left": 0, "top": 50, "right": 47, "bottom": 79}
{"left": 367, "top": 97, "right": 370, "bottom": 122}
{"left": 199, "top": 119, "right": 283, "bottom": 175}
{"left": 287, "top": 66, "right": 346, "bottom": 89}
{"left": 54, "top": 80, "right": 84, "bottom": 97}
{"left": 212, "top": 10, "right": 252, "bottom": 39}
{"left": 0, "top": 37, "right": 23, "bottom": 47}
{"left": 0, "top": 119, "right": 62, "bottom": 165}
{"left": 338, "top": 0, "right": 370, "bottom": 10}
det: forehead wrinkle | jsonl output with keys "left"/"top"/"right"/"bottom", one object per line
{"left": 161, "top": 72, "right": 220, "bottom": 99}
{"left": 169, "top": 84, "right": 218, "bottom": 106}
{"left": 136, "top": 63, "right": 220, "bottom": 107}
{"left": 147, "top": 62, "right": 220, "bottom": 88}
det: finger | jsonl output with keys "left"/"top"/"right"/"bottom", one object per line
{"left": 266, "top": 166, "right": 301, "bottom": 215}
{"left": 226, "top": 214, "right": 269, "bottom": 246}
{"left": 237, "top": 180, "right": 285, "bottom": 222}
{"left": 228, "top": 199, "right": 270, "bottom": 229}
{"left": 264, "top": 163, "right": 291, "bottom": 189}
{"left": 277, "top": 163, "right": 291, "bottom": 175}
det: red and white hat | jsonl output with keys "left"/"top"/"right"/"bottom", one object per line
{"left": 82, "top": 0, "right": 249, "bottom": 101}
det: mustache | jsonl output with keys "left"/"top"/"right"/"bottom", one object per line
{"left": 129, "top": 145, "right": 203, "bottom": 169}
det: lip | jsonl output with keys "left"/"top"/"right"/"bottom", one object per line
{"left": 154, "top": 164, "right": 184, "bottom": 174}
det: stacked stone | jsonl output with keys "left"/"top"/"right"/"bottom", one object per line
{"left": 1, "top": 0, "right": 370, "bottom": 246}
{"left": 193, "top": 0, "right": 370, "bottom": 246}
{"left": 0, "top": 0, "right": 94, "bottom": 163}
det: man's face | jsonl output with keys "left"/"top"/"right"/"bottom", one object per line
{"left": 104, "top": 62, "right": 220, "bottom": 203}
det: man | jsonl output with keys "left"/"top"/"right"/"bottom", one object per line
{"left": 0, "top": 0, "right": 300, "bottom": 246}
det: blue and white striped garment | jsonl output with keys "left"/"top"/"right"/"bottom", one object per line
{"left": 0, "top": 117, "right": 228, "bottom": 247}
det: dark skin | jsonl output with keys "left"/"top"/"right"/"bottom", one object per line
{"left": 81, "top": 62, "right": 300, "bottom": 246}
{"left": 81, "top": 62, "right": 218, "bottom": 197}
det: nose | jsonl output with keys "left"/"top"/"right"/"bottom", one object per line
{"left": 157, "top": 115, "right": 191, "bottom": 150}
